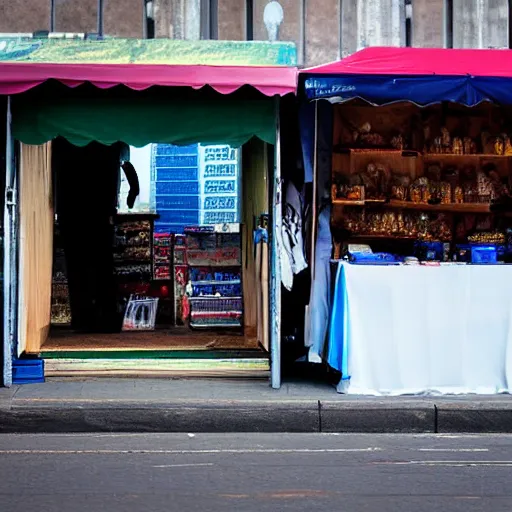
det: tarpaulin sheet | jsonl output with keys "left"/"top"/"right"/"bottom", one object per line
{"left": 0, "top": 38, "right": 298, "bottom": 97}
{"left": 2, "top": 38, "right": 299, "bottom": 146}
{"left": 12, "top": 88, "right": 278, "bottom": 147}
{"left": 301, "top": 46, "right": 512, "bottom": 106}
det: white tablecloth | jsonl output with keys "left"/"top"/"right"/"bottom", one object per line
{"left": 328, "top": 262, "right": 512, "bottom": 395}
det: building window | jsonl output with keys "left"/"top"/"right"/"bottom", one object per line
{"left": 145, "top": 0, "right": 155, "bottom": 39}
{"left": 405, "top": 0, "right": 412, "bottom": 47}
{"left": 246, "top": 0, "right": 254, "bottom": 40}
{"left": 201, "top": 0, "right": 218, "bottom": 40}
{"left": 444, "top": 0, "right": 453, "bottom": 48}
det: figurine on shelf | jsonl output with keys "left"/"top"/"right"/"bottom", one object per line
{"left": 440, "top": 182, "right": 452, "bottom": 204}
{"left": 397, "top": 213, "right": 405, "bottom": 234}
{"left": 504, "top": 135, "right": 512, "bottom": 156}
{"left": 391, "top": 133, "right": 404, "bottom": 150}
{"left": 452, "top": 137, "right": 464, "bottom": 155}
{"left": 441, "top": 127, "right": 451, "bottom": 153}
{"left": 494, "top": 136, "right": 504, "bottom": 156}
{"left": 484, "top": 163, "right": 509, "bottom": 200}
{"left": 454, "top": 185, "right": 464, "bottom": 204}
{"left": 463, "top": 137, "right": 476, "bottom": 155}
{"left": 431, "top": 136, "right": 442, "bottom": 154}
{"left": 476, "top": 170, "right": 494, "bottom": 202}
{"left": 410, "top": 185, "right": 422, "bottom": 203}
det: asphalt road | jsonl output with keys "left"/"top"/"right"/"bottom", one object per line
{"left": 0, "top": 433, "right": 511, "bottom": 511}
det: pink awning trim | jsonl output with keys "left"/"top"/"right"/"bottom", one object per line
{"left": 0, "top": 62, "right": 298, "bottom": 96}
{"left": 301, "top": 46, "right": 512, "bottom": 78}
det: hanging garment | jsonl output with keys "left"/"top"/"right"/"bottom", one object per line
{"left": 281, "top": 181, "right": 308, "bottom": 291}
{"left": 305, "top": 204, "right": 332, "bottom": 362}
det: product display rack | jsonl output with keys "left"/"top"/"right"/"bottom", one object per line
{"left": 184, "top": 223, "right": 243, "bottom": 330}
{"left": 330, "top": 105, "right": 512, "bottom": 261}
{"left": 153, "top": 232, "right": 172, "bottom": 280}
{"left": 172, "top": 234, "right": 188, "bottom": 326}
{"left": 113, "top": 213, "right": 159, "bottom": 313}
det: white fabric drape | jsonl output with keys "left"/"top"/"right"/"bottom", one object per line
{"left": 329, "top": 263, "right": 512, "bottom": 395}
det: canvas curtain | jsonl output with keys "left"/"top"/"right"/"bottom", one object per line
{"left": 18, "top": 142, "right": 53, "bottom": 355}
{"left": 12, "top": 93, "right": 277, "bottom": 148}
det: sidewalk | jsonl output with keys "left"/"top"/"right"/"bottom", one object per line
{"left": 1, "top": 378, "right": 511, "bottom": 434}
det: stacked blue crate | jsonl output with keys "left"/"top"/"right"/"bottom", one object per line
{"left": 153, "top": 144, "right": 200, "bottom": 234}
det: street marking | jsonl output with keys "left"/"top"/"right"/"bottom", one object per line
{"left": 0, "top": 447, "right": 383, "bottom": 455}
{"left": 417, "top": 448, "right": 489, "bottom": 452}
{"left": 152, "top": 463, "right": 214, "bottom": 468}
{"left": 373, "top": 460, "right": 512, "bottom": 467}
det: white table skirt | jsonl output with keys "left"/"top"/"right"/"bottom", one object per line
{"left": 328, "top": 262, "right": 512, "bottom": 395}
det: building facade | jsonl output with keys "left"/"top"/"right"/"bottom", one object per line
{"left": 1, "top": 1, "right": 511, "bottom": 66}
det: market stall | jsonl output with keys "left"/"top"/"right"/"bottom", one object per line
{"left": 1, "top": 37, "right": 297, "bottom": 387}
{"left": 299, "top": 47, "right": 512, "bottom": 395}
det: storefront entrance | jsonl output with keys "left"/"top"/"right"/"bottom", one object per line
{"left": 23, "top": 136, "right": 272, "bottom": 376}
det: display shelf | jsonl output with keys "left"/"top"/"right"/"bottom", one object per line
{"left": 388, "top": 200, "right": 491, "bottom": 213}
{"left": 333, "top": 147, "right": 420, "bottom": 157}
{"left": 333, "top": 199, "right": 492, "bottom": 213}
{"left": 424, "top": 153, "right": 512, "bottom": 160}
{"left": 191, "top": 279, "right": 241, "bottom": 286}
{"left": 185, "top": 225, "right": 243, "bottom": 331}
{"left": 190, "top": 322, "right": 242, "bottom": 329}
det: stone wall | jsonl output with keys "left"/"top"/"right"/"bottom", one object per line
{"left": 0, "top": 0, "right": 143, "bottom": 37}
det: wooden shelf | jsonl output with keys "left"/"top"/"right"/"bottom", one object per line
{"left": 334, "top": 148, "right": 420, "bottom": 157}
{"left": 333, "top": 148, "right": 512, "bottom": 159}
{"left": 424, "top": 153, "right": 512, "bottom": 159}
{"left": 349, "top": 234, "right": 418, "bottom": 240}
{"left": 332, "top": 199, "right": 365, "bottom": 206}
{"left": 333, "top": 199, "right": 492, "bottom": 213}
{"left": 388, "top": 200, "right": 491, "bottom": 213}
{"left": 349, "top": 234, "right": 451, "bottom": 242}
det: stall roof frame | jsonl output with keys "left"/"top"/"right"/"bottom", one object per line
{"left": 300, "top": 46, "right": 512, "bottom": 107}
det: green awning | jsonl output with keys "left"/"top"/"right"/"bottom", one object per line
{"left": 12, "top": 85, "right": 277, "bottom": 147}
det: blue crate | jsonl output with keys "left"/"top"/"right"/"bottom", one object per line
{"left": 349, "top": 252, "right": 398, "bottom": 264}
{"left": 157, "top": 168, "right": 198, "bottom": 181}
{"left": 12, "top": 358, "right": 45, "bottom": 384}
{"left": 471, "top": 245, "right": 498, "bottom": 264}
{"left": 155, "top": 155, "right": 197, "bottom": 168}
{"left": 156, "top": 181, "right": 199, "bottom": 195}
{"left": 155, "top": 144, "right": 197, "bottom": 156}
{"left": 156, "top": 196, "right": 199, "bottom": 210}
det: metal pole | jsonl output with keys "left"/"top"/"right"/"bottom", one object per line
{"left": 2, "top": 97, "right": 14, "bottom": 387}
{"left": 311, "top": 101, "right": 319, "bottom": 279}
{"left": 270, "top": 96, "right": 282, "bottom": 389}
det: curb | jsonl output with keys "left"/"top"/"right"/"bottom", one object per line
{"left": 1, "top": 399, "right": 512, "bottom": 433}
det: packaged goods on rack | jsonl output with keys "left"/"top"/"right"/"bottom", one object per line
{"left": 183, "top": 224, "right": 243, "bottom": 330}
{"left": 153, "top": 233, "right": 171, "bottom": 280}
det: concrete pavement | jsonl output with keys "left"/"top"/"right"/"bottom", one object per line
{"left": 0, "top": 378, "right": 511, "bottom": 433}
{"left": 1, "top": 433, "right": 512, "bottom": 511}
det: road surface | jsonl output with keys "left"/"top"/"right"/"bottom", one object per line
{"left": 0, "top": 433, "right": 511, "bottom": 511}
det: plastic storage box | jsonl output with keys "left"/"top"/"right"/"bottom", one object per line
{"left": 12, "top": 358, "right": 45, "bottom": 384}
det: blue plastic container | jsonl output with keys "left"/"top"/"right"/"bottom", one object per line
{"left": 12, "top": 358, "right": 44, "bottom": 384}
{"left": 471, "top": 245, "right": 498, "bottom": 264}
{"left": 350, "top": 252, "right": 398, "bottom": 265}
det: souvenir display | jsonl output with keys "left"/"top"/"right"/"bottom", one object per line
{"left": 331, "top": 109, "right": 512, "bottom": 266}
{"left": 341, "top": 208, "right": 452, "bottom": 241}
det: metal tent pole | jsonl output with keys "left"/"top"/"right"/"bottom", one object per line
{"left": 270, "top": 96, "right": 282, "bottom": 389}
{"left": 3, "top": 97, "right": 15, "bottom": 387}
